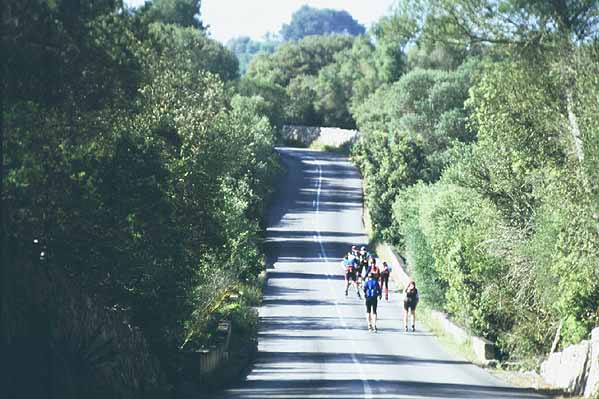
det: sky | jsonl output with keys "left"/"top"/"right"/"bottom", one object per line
{"left": 124, "top": 0, "right": 397, "bottom": 43}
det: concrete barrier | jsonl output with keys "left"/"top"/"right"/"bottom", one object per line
{"left": 314, "top": 127, "right": 360, "bottom": 148}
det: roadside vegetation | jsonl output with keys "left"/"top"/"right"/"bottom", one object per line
{"left": 349, "top": 1, "right": 599, "bottom": 364}
{"left": 238, "top": 0, "right": 599, "bottom": 366}
{"left": 4, "top": 0, "right": 277, "bottom": 395}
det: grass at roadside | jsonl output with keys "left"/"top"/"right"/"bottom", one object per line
{"left": 417, "top": 306, "right": 479, "bottom": 363}
{"left": 308, "top": 139, "right": 353, "bottom": 155}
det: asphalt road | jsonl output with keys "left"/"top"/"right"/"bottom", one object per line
{"left": 209, "top": 148, "right": 547, "bottom": 399}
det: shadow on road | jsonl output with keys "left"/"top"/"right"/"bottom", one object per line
{"left": 224, "top": 378, "right": 547, "bottom": 398}
{"left": 254, "top": 350, "right": 472, "bottom": 366}
{"left": 262, "top": 298, "right": 336, "bottom": 307}
{"left": 268, "top": 271, "right": 345, "bottom": 281}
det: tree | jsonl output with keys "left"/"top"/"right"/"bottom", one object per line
{"left": 311, "top": 37, "right": 382, "bottom": 128}
{"left": 4, "top": 0, "right": 279, "bottom": 393}
{"left": 243, "top": 34, "right": 355, "bottom": 125}
{"left": 284, "top": 75, "right": 320, "bottom": 126}
{"left": 428, "top": 0, "right": 599, "bottom": 163}
{"left": 246, "top": 34, "right": 355, "bottom": 86}
{"left": 137, "top": 0, "right": 205, "bottom": 29}
{"left": 353, "top": 61, "right": 477, "bottom": 183}
{"left": 226, "top": 36, "right": 279, "bottom": 75}
{"left": 280, "top": 5, "right": 365, "bottom": 41}
{"left": 147, "top": 22, "right": 239, "bottom": 81}
{"left": 237, "top": 77, "right": 289, "bottom": 128}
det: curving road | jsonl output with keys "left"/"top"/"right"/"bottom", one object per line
{"left": 209, "top": 148, "right": 547, "bottom": 399}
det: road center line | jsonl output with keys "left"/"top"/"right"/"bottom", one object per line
{"left": 313, "top": 162, "right": 373, "bottom": 399}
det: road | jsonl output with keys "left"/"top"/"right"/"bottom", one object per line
{"left": 209, "top": 148, "right": 547, "bottom": 399}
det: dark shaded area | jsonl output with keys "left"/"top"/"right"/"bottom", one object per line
{"left": 267, "top": 230, "right": 364, "bottom": 239}
{"left": 222, "top": 378, "right": 548, "bottom": 399}
{"left": 268, "top": 271, "right": 345, "bottom": 281}
{"left": 253, "top": 350, "right": 471, "bottom": 367}
{"left": 259, "top": 316, "right": 412, "bottom": 335}
{"left": 261, "top": 298, "right": 336, "bottom": 307}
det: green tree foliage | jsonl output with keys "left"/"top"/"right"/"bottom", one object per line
{"left": 351, "top": 61, "right": 477, "bottom": 240}
{"left": 4, "top": 0, "right": 278, "bottom": 392}
{"left": 350, "top": 0, "right": 599, "bottom": 361}
{"left": 146, "top": 22, "right": 239, "bottom": 81}
{"left": 243, "top": 34, "right": 356, "bottom": 127}
{"left": 462, "top": 57, "right": 599, "bottom": 353}
{"left": 246, "top": 34, "right": 355, "bottom": 86}
{"left": 395, "top": 181, "right": 505, "bottom": 337}
{"left": 137, "top": 0, "right": 205, "bottom": 29}
{"left": 385, "top": 48, "right": 599, "bottom": 359}
{"left": 284, "top": 75, "right": 321, "bottom": 126}
{"left": 429, "top": 0, "right": 598, "bottom": 49}
{"left": 237, "top": 77, "right": 289, "bottom": 129}
{"left": 226, "top": 36, "right": 279, "bottom": 75}
{"left": 311, "top": 37, "right": 382, "bottom": 128}
{"left": 280, "top": 5, "right": 365, "bottom": 41}
{"left": 352, "top": 131, "right": 429, "bottom": 241}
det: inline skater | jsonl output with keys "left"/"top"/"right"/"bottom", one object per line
{"left": 363, "top": 272, "right": 382, "bottom": 332}
{"left": 380, "top": 261, "right": 392, "bottom": 300}
{"left": 404, "top": 280, "right": 420, "bottom": 331}
{"left": 342, "top": 253, "right": 360, "bottom": 298}
{"left": 358, "top": 246, "right": 370, "bottom": 281}
{"left": 366, "top": 258, "right": 381, "bottom": 283}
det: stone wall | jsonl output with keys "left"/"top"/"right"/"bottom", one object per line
{"left": 281, "top": 125, "right": 360, "bottom": 148}
{"left": 541, "top": 327, "right": 599, "bottom": 397}
{"left": 2, "top": 253, "right": 167, "bottom": 399}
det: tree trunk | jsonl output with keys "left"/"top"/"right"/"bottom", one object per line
{"left": 566, "top": 90, "right": 584, "bottom": 162}
{"left": 551, "top": 320, "right": 563, "bottom": 354}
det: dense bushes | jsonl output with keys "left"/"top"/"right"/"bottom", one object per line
{"left": 3, "top": 0, "right": 279, "bottom": 392}
{"left": 351, "top": 62, "right": 476, "bottom": 241}
{"left": 350, "top": 1, "right": 599, "bottom": 361}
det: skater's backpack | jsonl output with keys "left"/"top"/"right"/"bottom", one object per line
{"left": 364, "top": 279, "right": 379, "bottom": 298}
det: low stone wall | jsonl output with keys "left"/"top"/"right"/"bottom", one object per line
{"left": 281, "top": 125, "right": 360, "bottom": 148}
{"left": 184, "top": 321, "right": 232, "bottom": 382}
{"left": 541, "top": 327, "right": 599, "bottom": 397}
{"left": 429, "top": 311, "right": 495, "bottom": 364}
{"left": 316, "top": 127, "right": 360, "bottom": 148}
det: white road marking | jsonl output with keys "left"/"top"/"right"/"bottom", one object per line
{"left": 313, "top": 162, "right": 373, "bottom": 399}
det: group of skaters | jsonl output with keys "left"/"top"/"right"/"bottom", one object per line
{"left": 342, "top": 245, "right": 419, "bottom": 333}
